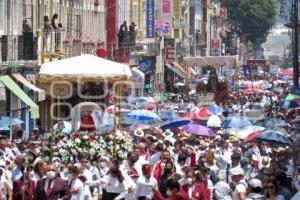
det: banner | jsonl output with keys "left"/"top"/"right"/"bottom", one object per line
{"left": 163, "top": 0, "right": 170, "bottom": 13}
{"left": 146, "top": 0, "right": 155, "bottom": 38}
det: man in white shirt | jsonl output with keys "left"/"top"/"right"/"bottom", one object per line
{"left": 68, "top": 166, "right": 84, "bottom": 200}
{"left": 136, "top": 164, "right": 158, "bottom": 200}
{"left": 230, "top": 167, "right": 247, "bottom": 200}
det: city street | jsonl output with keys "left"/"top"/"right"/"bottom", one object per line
{"left": 0, "top": 0, "right": 300, "bottom": 200}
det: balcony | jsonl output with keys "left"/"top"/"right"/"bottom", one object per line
{"left": 39, "top": 29, "right": 105, "bottom": 59}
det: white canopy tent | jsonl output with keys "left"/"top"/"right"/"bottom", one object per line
{"left": 39, "top": 54, "right": 132, "bottom": 82}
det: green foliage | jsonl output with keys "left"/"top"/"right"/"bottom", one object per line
{"left": 223, "top": 0, "right": 276, "bottom": 45}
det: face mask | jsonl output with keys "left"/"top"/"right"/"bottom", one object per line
{"left": 53, "top": 162, "right": 60, "bottom": 168}
{"left": 100, "top": 162, "right": 106, "bottom": 168}
{"left": 47, "top": 171, "right": 56, "bottom": 180}
{"left": 29, "top": 171, "right": 34, "bottom": 178}
{"left": 187, "top": 177, "right": 193, "bottom": 185}
{"left": 44, "top": 156, "right": 50, "bottom": 162}
{"left": 166, "top": 190, "right": 173, "bottom": 197}
{"left": 68, "top": 174, "right": 73, "bottom": 180}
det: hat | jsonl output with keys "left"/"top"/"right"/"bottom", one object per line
{"left": 248, "top": 178, "right": 262, "bottom": 189}
{"left": 229, "top": 135, "right": 238, "bottom": 142}
{"left": 52, "top": 157, "right": 61, "bottom": 163}
{"left": 230, "top": 167, "right": 244, "bottom": 176}
{"left": 133, "top": 129, "right": 144, "bottom": 137}
{"left": 163, "top": 129, "right": 174, "bottom": 138}
{"left": 259, "top": 156, "right": 271, "bottom": 169}
{"left": 164, "top": 136, "right": 176, "bottom": 144}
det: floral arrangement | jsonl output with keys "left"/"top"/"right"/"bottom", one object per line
{"left": 106, "top": 131, "right": 134, "bottom": 163}
{"left": 51, "top": 130, "right": 133, "bottom": 163}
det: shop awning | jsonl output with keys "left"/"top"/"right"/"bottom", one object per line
{"left": 0, "top": 75, "right": 39, "bottom": 118}
{"left": 12, "top": 73, "right": 45, "bottom": 102}
{"left": 166, "top": 63, "right": 185, "bottom": 78}
{"left": 0, "top": 82, "right": 5, "bottom": 101}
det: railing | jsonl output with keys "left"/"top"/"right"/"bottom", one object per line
{"left": 40, "top": 29, "right": 105, "bottom": 57}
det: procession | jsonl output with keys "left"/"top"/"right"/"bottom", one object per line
{"left": 1, "top": 0, "right": 300, "bottom": 200}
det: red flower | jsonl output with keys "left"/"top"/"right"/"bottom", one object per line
{"left": 88, "top": 135, "right": 95, "bottom": 142}
{"left": 73, "top": 132, "right": 79, "bottom": 139}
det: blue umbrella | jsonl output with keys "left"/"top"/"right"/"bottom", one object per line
{"left": 207, "top": 105, "right": 224, "bottom": 114}
{"left": 224, "top": 115, "right": 252, "bottom": 129}
{"left": 126, "top": 110, "right": 160, "bottom": 122}
{"left": 254, "top": 130, "right": 292, "bottom": 146}
{"left": 160, "top": 119, "right": 191, "bottom": 130}
{"left": 159, "top": 111, "right": 180, "bottom": 121}
{"left": 0, "top": 117, "right": 23, "bottom": 127}
{"left": 264, "top": 118, "right": 289, "bottom": 128}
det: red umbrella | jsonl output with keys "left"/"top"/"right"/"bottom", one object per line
{"left": 244, "top": 131, "right": 263, "bottom": 143}
{"left": 144, "top": 103, "right": 155, "bottom": 110}
{"left": 184, "top": 112, "right": 203, "bottom": 121}
{"left": 198, "top": 107, "right": 212, "bottom": 120}
{"left": 244, "top": 87, "right": 262, "bottom": 93}
{"left": 280, "top": 68, "right": 293, "bottom": 76}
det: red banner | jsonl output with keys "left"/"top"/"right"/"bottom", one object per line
{"left": 163, "top": 0, "right": 170, "bottom": 13}
{"left": 106, "top": 0, "right": 116, "bottom": 59}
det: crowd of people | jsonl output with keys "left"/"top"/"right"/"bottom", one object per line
{"left": 0, "top": 78, "right": 300, "bottom": 200}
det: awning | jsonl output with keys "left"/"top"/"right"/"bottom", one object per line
{"left": 0, "top": 75, "right": 39, "bottom": 118}
{"left": 166, "top": 63, "right": 185, "bottom": 78}
{"left": 12, "top": 73, "right": 45, "bottom": 102}
{"left": 189, "top": 67, "right": 197, "bottom": 75}
{"left": 0, "top": 82, "right": 5, "bottom": 101}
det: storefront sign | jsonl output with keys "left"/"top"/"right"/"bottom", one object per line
{"left": 165, "top": 47, "right": 176, "bottom": 62}
{"left": 163, "top": 0, "right": 170, "bottom": 13}
{"left": 146, "top": 0, "right": 155, "bottom": 38}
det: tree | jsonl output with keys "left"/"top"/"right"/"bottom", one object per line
{"left": 223, "top": 0, "right": 276, "bottom": 48}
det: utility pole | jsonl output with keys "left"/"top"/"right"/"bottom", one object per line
{"left": 293, "top": 0, "right": 299, "bottom": 87}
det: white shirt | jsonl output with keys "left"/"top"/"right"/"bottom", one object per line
{"left": 11, "top": 166, "right": 23, "bottom": 182}
{"left": 147, "top": 152, "right": 161, "bottom": 164}
{"left": 69, "top": 178, "right": 84, "bottom": 200}
{"left": 136, "top": 176, "right": 157, "bottom": 198}
{"left": 214, "top": 181, "right": 232, "bottom": 200}
{"left": 232, "top": 180, "right": 247, "bottom": 200}
{"left": 102, "top": 175, "right": 128, "bottom": 200}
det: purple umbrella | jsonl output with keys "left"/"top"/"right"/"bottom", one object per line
{"left": 182, "top": 124, "right": 214, "bottom": 137}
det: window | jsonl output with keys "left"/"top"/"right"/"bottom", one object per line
{"left": 75, "top": 15, "right": 82, "bottom": 38}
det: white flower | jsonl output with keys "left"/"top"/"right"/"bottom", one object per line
{"left": 75, "top": 138, "right": 81, "bottom": 143}
{"left": 89, "top": 148, "right": 96, "bottom": 156}
{"left": 83, "top": 135, "right": 89, "bottom": 140}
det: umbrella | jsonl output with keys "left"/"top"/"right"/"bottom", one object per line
{"left": 174, "top": 82, "right": 185, "bottom": 87}
{"left": 285, "top": 93, "right": 299, "bottom": 101}
{"left": 126, "top": 110, "right": 160, "bottom": 122}
{"left": 197, "top": 107, "right": 213, "bottom": 120}
{"left": 254, "top": 130, "right": 292, "bottom": 146}
{"left": 126, "top": 124, "right": 153, "bottom": 132}
{"left": 207, "top": 115, "right": 222, "bottom": 128}
{"left": 244, "top": 87, "right": 262, "bottom": 93}
{"left": 159, "top": 111, "right": 180, "bottom": 121}
{"left": 160, "top": 119, "right": 191, "bottom": 130}
{"left": 182, "top": 124, "right": 214, "bottom": 137}
{"left": 224, "top": 115, "right": 252, "bottom": 128}
{"left": 280, "top": 68, "right": 293, "bottom": 76}
{"left": 53, "top": 121, "right": 72, "bottom": 133}
{"left": 236, "top": 126, "right": 265, "bottom": 139}
{"left": 264, "top": 118, "right": 289, "bottom": 128}
{"left": 184, "top": 112, "right": 204, "bottom": 121}
{"left": 104, "top": 105, "right": 131, "bottom": 113}
{"left": 244, "top": 131, "right": 263, "bottom": 143}
{"left": 207, "top": 105, "right": 224, "bottom": 114}
{"left": 0, "top": 117, "right": 23, "bottom": 127}
{"left": 144, "top": 103, "right": 155, "bottom": 110}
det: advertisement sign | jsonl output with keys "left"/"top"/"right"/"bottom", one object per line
{"left": 139, "top": 56, "right": 156, "bottom": 75}
{"left": 146, "top": 0, "right": 155, "bottom": 38}
{"left": 165, "top": 48, "right": 176, "bottom": 62}
{"left": 163, "top": 0, "right": 170, "bottom": 13}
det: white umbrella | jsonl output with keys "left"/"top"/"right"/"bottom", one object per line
{"left": 207, "top": 115, "right": 221, "bottom": 128}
